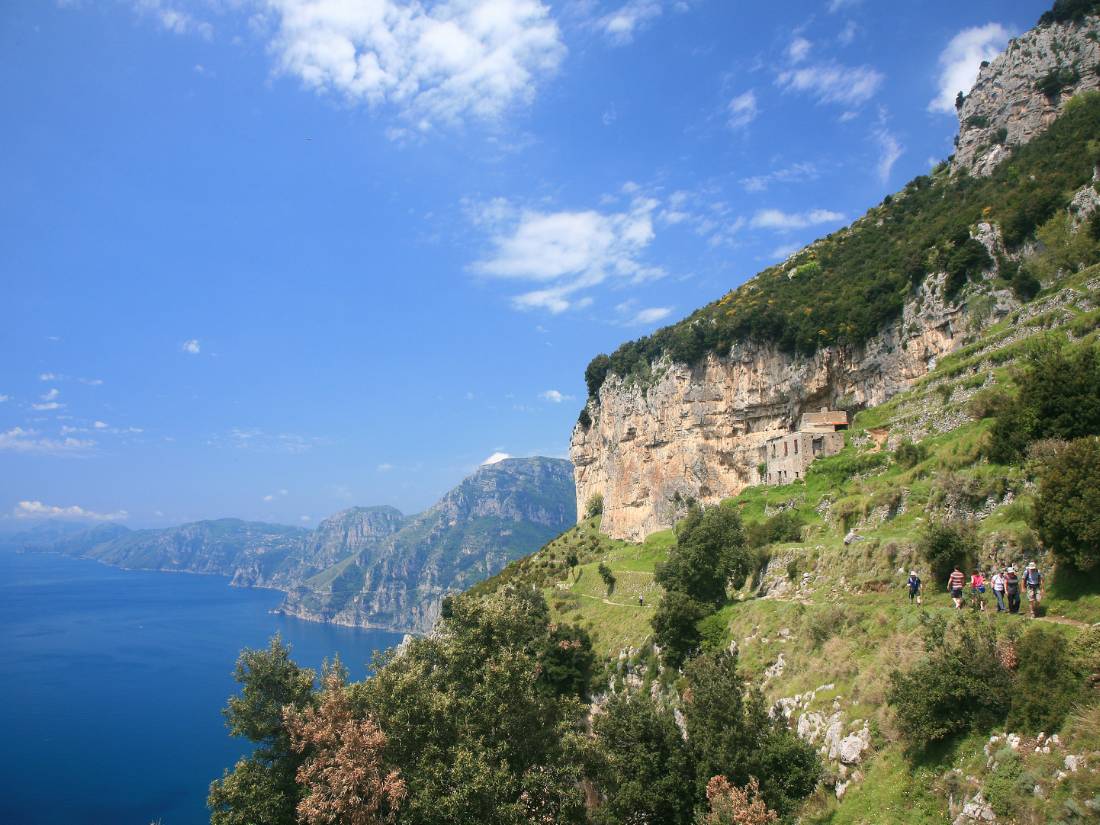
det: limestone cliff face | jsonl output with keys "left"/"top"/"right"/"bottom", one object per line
{"left": 953, "top": 14, "right": 1099, "bottom": 176}
{"left": 571, "top": 274, "right": 1016, "bottom": 542}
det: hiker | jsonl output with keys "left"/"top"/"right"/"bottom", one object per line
{"left": 1004, "top": 566, "right": 1021, "bottom": 614}
{"left": 1024, "top": 562, "right": 1044, "bottom": 618}
{"left": 906, "top": 570, "right": 922, "bottom": 605}
{"left": 970, "top": 568, "right": 986, "bottom": 611}
{"left": 991, "top": 568, "right": 1006, "bottom": 612}
{"left": 948, "top": 566, "right": 966, "bottom": 609}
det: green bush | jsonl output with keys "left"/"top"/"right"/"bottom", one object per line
{"left": 658, "top": 506, "right": 751, "bottom": 605}
{"left": 894, "top": 440, "right": 929, "bottom": 468}
{"left": 651, "top": 591, "right": 709, "bottom": 668}
{"left": 945, "top": 237, "right": 994, "bottom": 297}
{"left": 585, "top": 493, "right": 605, "bottom": 519}
{"left": 918, "top": 520, "right": 980, "bottom": 585}
{"left": 1006, "top": 625, "right": 1082, "bottom": 734}
{"left": 1033, "top": 436, "right": 1100, "bottom": 570}
{"left": 1039, "top": 0, "right": 1100, "bottom": 25}
{"left": 745, "top": 509, "right": 804, "bottom": 549}
{"left": 887, "top": 614, "right": 1013, "bottom": 748}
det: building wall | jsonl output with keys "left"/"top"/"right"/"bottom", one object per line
{"left": 762, "top": 429, "right": 845, "bottom": 485}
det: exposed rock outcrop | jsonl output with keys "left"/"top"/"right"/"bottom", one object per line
{"left": 571, "top": 278, "right": 1012, "bottom": 541}
{"left": 953, "top": 14, "right": 1100, "bottom": 176}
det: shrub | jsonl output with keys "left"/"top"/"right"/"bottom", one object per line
{"left": 1011, "top": 266, "right": 1041, "bottom": 301}
{"left": 894, "top": 440, "right": 929, "bottom": 468}
{"left": 918, "top": 520, "right": 980, "bottom": 585}
{"left": 585, "top": 493, "right": 605, "bottom": 519}
{"left": 598, "top": 562, "right": 616, "bottom": 595}
{"left": 1006, "top": 625, "right": 1082, "bottom": 734}
{"left": 578, "top": 407, "right": 592, "bottom": 430}
{"left": 1032, "top": 436, "right": 1100, "bottom": 570}
{"left": 1039, "top": 0, "right": 1100, "bottom": 25}
{"left": 968, "top": 386, "right": 1011, "bottom": 420}
{"left": 696, "top": 776, "right": 777, "bottom": 825}
{"left": 585, "top": 354, "right": 612, "bottom": 399}
{"left": 745, "top": 510, "right": 803, "bottom": 549}
{"left": 944, "top": 237, "right": 993, "bottom": 297}
{"left": 887, "top": 614, "right": 1012, "bottom": 748}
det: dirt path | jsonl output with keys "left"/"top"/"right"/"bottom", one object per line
{"left": 1037, "top": 614, "right": 1094, "bottom": 628}
{"left": 575, "top": 592, "right": 646, "bottom": 608}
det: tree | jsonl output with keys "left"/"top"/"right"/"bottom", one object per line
{"left": 537, "top": 623, "right": 596, "bottom": 700}
{"left": 1033, "top": 436, "right": 1100, "bottom": 570}
{"left": 696, "top": 776, "right": 778, "bottom": 825}
{"left": 651, "top": 591, "right": 709, "bottom": 668}
{"left": 658, "top": 506, "right": 751, "bottom": 605}
{"left": 209, "top": 635, "right": 317, "bottom": 825}
{"left": 585, "top": 354, "right": 612, "bottom": 398}
{"left": 585, "top": 493, "right": 605, "bottom": 519}
{"left": 592, "top": 692, "right": 696, "bottom": 825}
{"left": 284, "top": 665, "right": 406, "bottom": 825}
{"left": 917, "top": 519, "right": 979, "bottom": 584}
{"left": 597, "top": 562, "right": 616, "bottom": 595}
{"left": 682, "top": 652, "right": 819, "bottom": 817}
{"left": 1006, "top": 625, "right": 1082, "bottom": 734}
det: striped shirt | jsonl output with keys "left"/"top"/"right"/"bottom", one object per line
{"left": 948, "top": 571, "right": 965, "bottom": 590}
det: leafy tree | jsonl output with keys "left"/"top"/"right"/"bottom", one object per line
{"left": 1039, "top": 0, "right": 1100, "bottom": 25}
{"left": 682, "top": 652, "right": 819, "bottom": 817}
{"left": 1011, "top": 265, "right": 1041, "bottom": 301}
{"left": 1033, "top": 436, "right": 1100, "bottom": 570}
{"left": 592, "top": 691, "right": 696, "bottom": 825}
{"left": 537, "top": 622, "right": 596, "bottom": 700}
{"left": 944, "top": 237, "right": 993, "bottom": 297}
{"left": 585, "top": 493, "right": 605, "bottom": 519}
{"left": 651, "top": 591, "right": 709, "bottom": 668}
{"left": 894, "top": 440, "right": 929, "bottom": 469}
{"left": 917, "top": 519, "right": 980, "bottom": 585}
{"left": 696, "top": 776, "right": 778, "bottom": 825}
{"left": 658, "top": 506, "right": 750, "bottom": 605}
{"left": 585, "top": 354, "right": 612, "bottom": 398}
{"left": 284, "top": 664, "right": 406, "bottom": 825}
{"left": 745, "top": 510, "right": 803, "bottom": 550}
{"left": 989, "top": 344, "right": 1100, "bottom": 463}
{"left": 209, "top": 635, "right": 317, "bottom": 825}
{"left": 597, "top": 562, "right": 616, "bottom": 595}
{"left": 887, "top": 614, "right": 1013, "bottom": 748}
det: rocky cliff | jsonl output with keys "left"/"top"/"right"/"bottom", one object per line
{"left": 278, "top": 457, "right": 576, "bottom": 632}
{"left": 953, "top": 12, "right": 1099, "bottom": 176}
{"left": 571, "top": 9, "right": 1100, "bottom": 542}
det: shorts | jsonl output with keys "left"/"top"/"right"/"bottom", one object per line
{"left": 951, "top": 588, "right": 963, "bottom": 599}
{"left": 1027, "top": 584, "right": 1041, "bottom": 600}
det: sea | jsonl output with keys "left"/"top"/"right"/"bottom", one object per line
{"left": 0, "top": 550, "right": 404, "bottom": 825}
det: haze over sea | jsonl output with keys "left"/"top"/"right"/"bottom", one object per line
{"left": 0, "top": 550, "right": 402, "bottom": 825}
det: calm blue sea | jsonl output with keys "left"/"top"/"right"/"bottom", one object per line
{"left": 0, "top": 550, "right": 403, "bottom": 825}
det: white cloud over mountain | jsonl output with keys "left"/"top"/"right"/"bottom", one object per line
{"left": 14, "top": 500, "right": 128, "bottom": 521}
{"left": 929, "top": 23, "right": 1013, "bottom": 114}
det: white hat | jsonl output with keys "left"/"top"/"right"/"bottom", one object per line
{"left": 1027, "top": 562, "right": 1037, "bottom": 570}
{"left": 1006, "top": 566, "right": 1015, "bottom": 573}
{"left": 910, "top": 570, "right": 917, "bottom": 576}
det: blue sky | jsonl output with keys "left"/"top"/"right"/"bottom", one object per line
{"left": 1, "top": 0, "right": 1050, "bottom": 528}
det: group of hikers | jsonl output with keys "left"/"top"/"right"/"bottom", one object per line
{"left": 905, "top": 563, "right": 1045, "bottom": 617}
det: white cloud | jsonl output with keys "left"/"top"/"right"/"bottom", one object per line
{"left": 472, "top": 195, "right": 663, "bottom": 313}
{"left": 0, "top": 395, "right": 8, "bottom": 403}
{"left": 750, "top": 208, "right": 845, "bottom": 231}
{"left": 0, "top": 427, "right": 94, "bottom": 455}
{"left": 873, "top": 124, "right": 903, "bottom": 183}
{"left": 482, "top": 451, "right": 511, "bottom": 465}
{"left": 629, "top": 306, "right": 672, "bottom": 325}
{"left": 14, "top": 500, "right": 128, "bottom": 521}
{"left": 928, "top": 23, "right": 1012, "bottom": 114}
{"left": 598, "top": 0, "right": 662, "bottom": 45}
{"left": 741, "top": 161, "right": 819, "bottom": 193}
{"left": 93, "top": 421, "right": 109, "bottom": 429}
{"left": 769, "top": 242, "right": 803, "bottom": 261}
{"left": 837, "top": 20, "right": 858, "bottom": 46}
{"left": 727, "top": 90, "right": 758, "bottom": 129}
{"left": 827, "top": 0, "right": 862, "bottom": 11}
{"left": 79, "top": 377, "right": 104, "bottom": 386}
{"left": 262, "top": 488, "right": 289, "bottom": 502}
{"left": 261, "top": 0, "right": 565, "bottom": 126}
{"left": 778, "top": 61, "right": 883, "bottom": 106}
{"left": 39, "top": 373, "right": 57, "bottom": 381}
{"left": 41, "top": 388, "right": 60, "bottom": 401}
{"left": 376, "top": 462, "right": 395, "bottom": 472}
{"left": 131, "top": 0, "right": 214, "bottom": 39}
{"left": 539, "top": 389, "right": 575, "bottom": 403}
{"left": 31, "top": 402, "right": 63, "bottom": 411}
{"left": 787, "top": 36, "right": 811, "bottom": 63}
{"left": 299, "top": 515, "right": 312, "bottom": 522}
{"left": 181, "top": 338, "right": 201, "bottom": 354}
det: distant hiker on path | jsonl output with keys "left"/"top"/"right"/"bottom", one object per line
{"left": 907, "top": 570, "right": 922, "bottom": 605}
{"left": 970, "top": 569, "right": 986, "bottom": 611}
{"left": 948, "top": 566, "right": 966, "bottom": 609}
{"left": 1025, "top": 562, "right": 1044, "bottom": 618}
{"left": 1004, "top": 566, "right": 1021, "bottom": 614}
{"left": 991, "top": 569, "right": 1006, "bottom": 612}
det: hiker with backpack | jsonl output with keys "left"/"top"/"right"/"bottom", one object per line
{"left": 991, "top": 568, "right": 1006, "bottom": 612}
{"left": 969, "top": 568, "right": 986, "bottom": 611}
{"left": 1024, "top": 562, "right": 1044, "bottom": 618}
{"left": 948, "top": 566, "right": 966, "bottom": 609}
{"left": 1004, "top": 566, "right": 1021, "bottom": 614}
{"left": 907, "top": 570, "right": 922, "bottom": 605}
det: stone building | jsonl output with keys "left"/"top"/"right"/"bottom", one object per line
{"left": 760, "top": 409, "right": 848, "bottom": 485}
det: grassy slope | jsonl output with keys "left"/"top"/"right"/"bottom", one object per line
{"left": 478, "top": 264, "right": 1100, "bottom": 822}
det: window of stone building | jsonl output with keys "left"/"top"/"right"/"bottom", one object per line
{"left": 793, "top": 439, "right": 798, "bottom": 454}
{"left": 783, "top": 441, "right": 788, "bottom": 457}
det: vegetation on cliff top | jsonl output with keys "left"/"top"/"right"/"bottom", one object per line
{"left": 582, "top": 92, "right": 1100, "bottom": 402}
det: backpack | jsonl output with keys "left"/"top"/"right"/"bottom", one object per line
{"left": 1025, "top": 569, "right": 1041, "bottom": 586}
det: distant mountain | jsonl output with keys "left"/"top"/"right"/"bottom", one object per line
{"left": 278, "top": 457, "right": 576, "bottom": 632}
{"left": 11, "top": 457, "right": 575, "bottom": 633}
